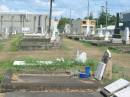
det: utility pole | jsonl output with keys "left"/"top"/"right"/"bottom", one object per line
{"left": 106, "top": 0, "right": 108, "bottom": 31}
{"left": 48, "top": 0, "right": 53, "bottom": 36}
{"left": 69, "top": 8, "right": 72, "bottom": 25}
{"left": 87, "top": 0, "right": 90, "bottom": 18}
{"left": 101, "top": 6, "right": 105, "bottom": 13}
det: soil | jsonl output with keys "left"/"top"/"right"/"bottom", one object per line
{"left": 0, "top": 38, "right": 130, "bottom": 67}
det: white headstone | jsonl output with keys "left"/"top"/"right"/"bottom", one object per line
{"left": 104, "top": 31, "right": 109, "bottom": 41}
{"left": 91, "top": 30, "right": 95, "bottom": 35}
{"left": 76, "top": 50, "right": 87, "bottom": 63}
{"left": 122, "top": 27, "right": 130, "bottom": 44}
{"left": 94, "top": 62, "right": 106, "bottom": 80}
{"left": 86, "top": 25, "right": 90, "bottom": 36}
{"left": 51, "top": 31, "right": 56, "bottom": 42}
{"left": 98, "top": 25, "right": 104, "bottom": 37}
{"left": 4, "top": 28, "right": 9, "bottom": 39}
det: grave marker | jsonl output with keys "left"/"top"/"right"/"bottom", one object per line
{"left": 122, "top": 27, "right": 130, "bottom": 44}
{"left": 101, "top": 49, "right": 112, "bottom": 80}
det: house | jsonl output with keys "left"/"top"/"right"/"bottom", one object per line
{"left": 81, "top": 19, "right": 96, "bottom": 36}
{"left": 65, "top": 19, "right": 96, "bottom": 36}
{"left": 96, "top": 25, "right": 115, "bottom": 37}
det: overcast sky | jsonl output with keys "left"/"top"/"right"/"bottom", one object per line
{"left": 0, "top": 0, "right": 130, "bottom": 19}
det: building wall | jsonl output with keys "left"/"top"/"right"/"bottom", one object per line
{"left": 71, "top": 20, "right": 81, "bottom": 35}
{"left": 123, "top": 13, "right": 130, "bottom": 29}
{"left": 0, "top": 12, "right": 49, "bottom": 34}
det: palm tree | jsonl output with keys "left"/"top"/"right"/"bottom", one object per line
{"left": 48, "top": 0, "right": 54, "bottom": 35}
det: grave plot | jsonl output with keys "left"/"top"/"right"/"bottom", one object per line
{"left": 2, "top": 74, "right": 100, "bottom": 92}
{"left": 5, "top": 91, "right": 103, "bottom": 97}
{"left": 19, "top": 37, "right": 53, "bottom": 50}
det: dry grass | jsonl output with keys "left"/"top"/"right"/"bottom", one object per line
{"left": 0, "top": 38, "right": 130, "bottom": 68}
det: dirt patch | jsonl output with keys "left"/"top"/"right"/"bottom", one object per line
{"left": 0, "top": 38, "right": 130, "bottom": 67}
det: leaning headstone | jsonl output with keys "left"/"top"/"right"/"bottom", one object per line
{"left": 94, "top": 62, "right": 106, "bottom": 80}
{"left": 122, "top": 27, "right": 130, "bottom": 44}
{"left": 101, "top": 49, "right": 112, "bottom": 80}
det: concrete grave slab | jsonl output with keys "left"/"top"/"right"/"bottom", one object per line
{"left": 114, "top": 86, "right": 130, "bottom": 97}
{"left": 13, "top": 61, "right": 26, "bottom": 66}
{"left": 4, "top": 74, "right": 100, "bottom": 91}
{"left": 104, "top": 78, "right": 130, "bottom": 94}
{"left": 5, "top": 91, "right": 103, "bottom": 97}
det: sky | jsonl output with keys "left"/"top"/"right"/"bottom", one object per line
{"left": 0, "top": 0, "right": 130, "bottom": 19}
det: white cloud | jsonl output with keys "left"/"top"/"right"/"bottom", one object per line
{"left": 34, "top": 0, "right": 56, "bottom": 7}
{"left": 0, "top": 4, "right": 10, "bottom": 12}
{"left": 52, "top": 10, "right": 64, "bottom": 17}
{"left": 35, "top": 0, "right": 49, "bottom": 6}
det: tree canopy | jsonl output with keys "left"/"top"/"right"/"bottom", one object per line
{"left": 97, "top": 12, "right": 117, "bottom": 27}
{"left": 57, "top": 17, "right": 70, "bottom": 32}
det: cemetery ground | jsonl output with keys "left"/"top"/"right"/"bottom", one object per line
{"left": 0, "top": 37, "right": 130, "bottom": 83}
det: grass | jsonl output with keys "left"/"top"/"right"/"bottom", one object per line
{"left": 81, "top": 40, "right": 122, "bottom": 54}
{"left": 0, "top": 60, "right": 13, "bottom": 81}
{"left": 0, "top": 58, "right": 98, "bottom": 81}
{"left": 10, "top": 34, "right": 22, "bottom": 51}
{"left": 80, "top": 40, "right": 93, "bottom": 47}
{"left": 103, "top": 64, "right": 130, "bottom": 85}
{"left": 112, "top": 65, "right": 130, "bottom": 80}
{"left": 0, "top": 40, "right": 4, "bottom": 51}
{"left": 0, "top": 57, "right": 129, "bottom": 86}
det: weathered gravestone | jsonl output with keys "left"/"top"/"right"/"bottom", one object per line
{"left": 75, "top": 49, "right": 87, "bottom": 64}
{"left": 98, "top": 25, "right": 104, "bottom": 38}
{"left": 101, "top": 49, "right": 112, "bottom": 80}
{"left": 104, "top": 31, "right": 109, "bottom": 41}
{"left": 122, "top": 27, "right": 130, "bottom": 44}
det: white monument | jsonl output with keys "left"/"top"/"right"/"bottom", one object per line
{"left": 98, "top": 25, "right": 104, "bottom": 38}
{"left": 4, "top": 28, "right": 9, "bottom": 39}
{"left": 51, "top": 20, "right": 59, "bottom": 42}
{"left": 122, "top": 27, "right": 130, "bottom": 44}
{"left": 91, "top": 29, "right": 95, "bottom": 35}
{"left": 75, "top": 49, "right": 87, "bottom": 64}
{"left": 104, "top": 31, "right": 109, "bottom": 41}
{"left": 65, "top": 24, "right": 71, "bottom": 34}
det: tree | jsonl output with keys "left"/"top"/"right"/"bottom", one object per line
{"left": 98, "top": 12, "right": 108, "bottom": 27}
{"left": 84, "top": 12, "right": 93, "bottom": 20}
{"left": 84, "top": 15, "right": 93, "bottom": 20}
{"left": 97, "top": 11, "right": 117, "bottom": 27}
{"left": 109, "top": 15, "right": 116, "bottom": 25}
{"left": 57, "top": 17, "right": 70, "bottom": 33}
